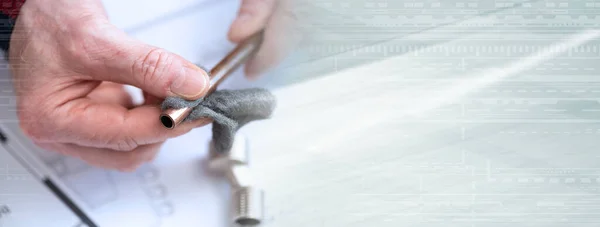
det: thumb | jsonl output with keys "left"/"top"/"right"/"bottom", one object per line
{"left": 88, "top": 28, "right": 210, "bottom": 100}
{"left": 228, "top": 0, "right": 276, "bottom": 43}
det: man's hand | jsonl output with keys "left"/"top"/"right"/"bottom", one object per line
{"left": 228, "top": 0, "right": 301, "bottom": 79}
{"left": 9, "top": 0, "right": 211, "bottom": 171}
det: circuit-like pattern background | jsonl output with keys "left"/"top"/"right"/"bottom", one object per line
{"left": 244, "top": 1, "right": 600, "bottom": 226}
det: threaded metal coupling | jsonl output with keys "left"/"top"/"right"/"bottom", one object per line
{"left": 232, "top": 186, "right": 264, "bottom": 226}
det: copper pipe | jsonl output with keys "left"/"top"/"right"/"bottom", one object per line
{"left": 160, "top": 31, "right": 264, "bottom": 129}
{"left": 160, "top": 108, "right": 193, "bottom": 129}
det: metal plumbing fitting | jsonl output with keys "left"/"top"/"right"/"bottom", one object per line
{"left": 208, "top": 134, "right": 264, "bottom": 226}
{"left": 233, "top": 186, "right": 265, "bottom": 226}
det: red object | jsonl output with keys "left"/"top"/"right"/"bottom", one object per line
{"left": 0, "top": 0, "right": 25, "bottom": 19}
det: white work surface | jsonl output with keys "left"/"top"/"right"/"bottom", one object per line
{"left": 3, "top": 0, "right": 600, "bottom": 227}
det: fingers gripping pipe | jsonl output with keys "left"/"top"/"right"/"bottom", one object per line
{"left": 160, "top": 32, "right": 264, "bottom": 129}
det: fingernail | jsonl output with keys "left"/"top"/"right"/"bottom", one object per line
{"left": 171, "top": 65, "right": 209, "bottom": 99}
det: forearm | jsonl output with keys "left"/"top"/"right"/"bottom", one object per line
{"left": 0, "top": 0, "right": 25, "bottom": 54}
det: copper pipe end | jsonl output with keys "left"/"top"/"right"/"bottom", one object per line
{"left": 160, "top": 107, "right": 193, "bottom": 129}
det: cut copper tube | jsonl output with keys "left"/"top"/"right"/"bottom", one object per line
{"left": 160, "top": 108, "right": 193, "bottom": 129}
{"left": 160, "top": 31, "right": 264, "bottom": 129}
